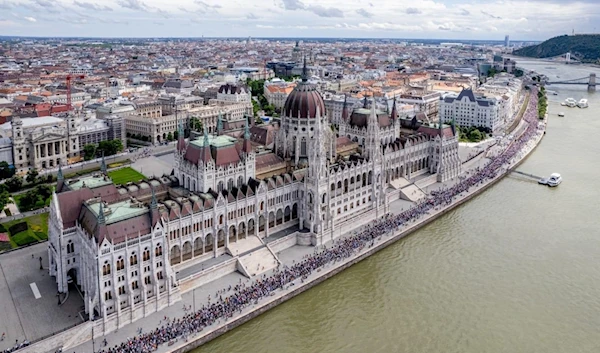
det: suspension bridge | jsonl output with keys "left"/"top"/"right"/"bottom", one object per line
{"left": 547, "top": 73, "right": 597, "bottom": 90}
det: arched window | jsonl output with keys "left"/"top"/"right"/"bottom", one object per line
{"left": 67, "top": 240, "right": 74, "bottom": 254}
{"left": 219, "top": 215, "right": 224, "bottom": 225}
{"left": 300, "top": 138, "right": 307, "bottom": 156}
{"left": 117, "top": 256, "right": 124, "bottom": 271}
{"left": 103, "top": 261, "right": 111, "bottom": 276}
{"left": 155, "top": 244, "right": 163, "bottom": 257}
{"left": 130, "top": 253, "right": 138, "bottom": 266}
{"left": 143, "top": 248, "right": 150, "bottom": 261}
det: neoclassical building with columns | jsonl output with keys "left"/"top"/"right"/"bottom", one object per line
{"left": 47, "top": 66, "right": 460, "bottom": 333}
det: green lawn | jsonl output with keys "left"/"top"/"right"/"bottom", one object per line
{"left": 1, "top": 213, "right": 49, "bottom": 250}
{"left": 108, "top": 167, "right": 146, "bottom": 185}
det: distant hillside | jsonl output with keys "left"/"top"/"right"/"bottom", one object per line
{"left": 513, "top": 34, "right": 600, "bottom": 63}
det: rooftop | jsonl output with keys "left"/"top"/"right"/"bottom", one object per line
{"left": 189, "top": 134, "right": 237, "bottom": 148}
{"left": 0, "top": 116, "right": 64, "bottom": 130}
{"left": 88, "top": 199, "right": 149, "bottom": 225}
{"left": 66, "top": 174, "right": 113, "bottom": 190}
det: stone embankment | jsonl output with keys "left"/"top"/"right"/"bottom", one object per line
{"left": 163, "top": 117, "right": 547, "bottom": 353}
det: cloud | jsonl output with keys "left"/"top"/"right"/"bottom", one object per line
{"left": 356, "top": 8, "right": 372, "bottom": 18}
{"left": 32, "top": 0, "right": 53, "bottom": 8}
{"left": 246, "top": 13, "right": 259, "bottom": 20}
{"left": 0, "top": 1, "right": 11, "bottom": 9}
{"left": 24, "top": 16, "right": 37, "bottom": 22}
{"left": 153, "top": 21, "right": 164, "bottom": 25}
{"left": 307, "top": 5, "right": 343, "bottom": 18}
{"left": 368, "top": 2, "right": 373, "bottom": 7}
{"left": 117, "top": 0, "right": 149, "bottom": 11}
{"left": 280, "top": 0, "right": 304, "bottom": 11}
{"left": 194, "top": 0, "right": 221, "bottom": 8}
{"left": 481, "top": 10, "right": 502, "bottom": 19}
{"left": 155, "top": 8, "right": 171, "bottom": 18}
{"left": 405, "top": 8, "right": 422, "bottom": 15}
{"left": 73, "top": 1, "right": 113, "bottom": 11}
{"left": 459, "top": 9, "right": 470, "bottom": 16}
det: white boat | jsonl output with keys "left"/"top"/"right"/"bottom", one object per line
{"left": 547, "top": 173, "right": 562, "bottom": 187}
{"left": 565, "top": 98, "right": 577, "bottom": 107}
{"left": 558, "top": 112, "right": 565, "bottom": 117}
{"left": 578, "top": 99, "right": 588, "bottom": 108}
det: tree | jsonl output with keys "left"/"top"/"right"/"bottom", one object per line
{"left": 0, "top": 161, "right": 15, "bottom": 180}
{"left": 167, "top": 132, "right": 173, "bottom": 141}
{"left": 98, "top": 140, "right": 123, "bottom": 156}
{"left": 5, "top": 176, "right": 23, "bottom": 192}
{"left": 83, "top": 144, "right": 97, "bottom": 161}
{"left": 468, "top": 129, "right": 483, "bottom": 142}
{"left": 251, "top": 100, "right": 260, "bottom": 117}
{"left": 173, "top": 130, "right": 179, "bottom": 140}
{"left": 26, "top": 168, "right": 39, "bottom": 184}
{"left": 0, "top": 190, "right": 10, "bottom": 212}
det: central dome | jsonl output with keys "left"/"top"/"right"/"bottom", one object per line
{"left": 283, "top": 81, "right": 326, "bottom": 119}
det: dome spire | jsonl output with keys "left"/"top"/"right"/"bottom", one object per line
{"left": 301, "top": 56, "right": 308, "bottom": 82}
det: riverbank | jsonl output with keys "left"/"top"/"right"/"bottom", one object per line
{"left": 165, "top": 123, "right": 545, "bottom": 353}
{"left": 17, "top": 94, "right": 545, "bottom": 353}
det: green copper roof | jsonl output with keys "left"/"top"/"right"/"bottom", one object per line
{"left": 190, "top": 134, "right": 237, "bottom": 148}
{"left": 67, "top": 174, "right": 113, "bottom": 190}
{"left": 89, "top": 199, "right": 148, "bottom": 225}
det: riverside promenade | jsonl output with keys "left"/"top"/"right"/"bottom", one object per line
{"left": 17, "top": 91, "right": 546, "bottom": 353}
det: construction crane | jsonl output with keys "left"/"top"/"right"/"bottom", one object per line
{"left": 66, "top": 74, "right": 85, "bottom": 111}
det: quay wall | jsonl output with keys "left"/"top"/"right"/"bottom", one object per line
{"left": 167, "top": 124, "right": 547, "bottom": 353}
{"left": 179, "top": 258, "right": 238, "bottom": 294}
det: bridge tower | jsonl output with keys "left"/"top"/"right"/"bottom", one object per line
{"left": 565, "top": 52, "right": 571, "bottom": 64}
{"left": 589, "top": 73, "right": 596, "bottom": 91}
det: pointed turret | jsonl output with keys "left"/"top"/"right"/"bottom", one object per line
{"left": 301, "top": 56, "right": 308, "bottom": 83}
{"left": 341, "top": 94, "right": 349, "bottom": 121}
{"left": 100, "top": 151, "right": 107, "bottom": 174}
{"left": 177, "top": 119, "right": 186, "bottom": 152}
{"left": 242, "top": 115, "right": 252, "bottom": 154}
{"left": 450, "top": 115, "right": 456, "bottom": 136}
{"left": 390, "top": 97, "right": 398, "bottom": 120}
{"left": 56, "top": 164, "right": 64, "bottom": 193}
{"left": 201, "top": 126, "right": 212, "bottom": 162}
{"left": 150, "top": 186, "right": 160, "bottom": 226}
{"left": 98, "top": 202, "right": 105, "bottom": 225}
{"left": 363, "top": 95, "right": 368, "bottom": 109}
{"left": 217, "top": 113, "right": 223, "bottom": 135}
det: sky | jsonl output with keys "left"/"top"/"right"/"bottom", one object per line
{"left": 0, "top": 0, "right": 599, "bottom": 40}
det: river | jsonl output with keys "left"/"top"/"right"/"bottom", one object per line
{"left": 192, "top": 60, "right": 600, "bottom": 353}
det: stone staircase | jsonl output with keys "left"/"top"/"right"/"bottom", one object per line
{"left": 239, "top": 247, "right": 279, "bottom": 277}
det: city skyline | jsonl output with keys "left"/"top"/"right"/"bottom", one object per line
{"left": 0, "top": 0, "right": 598, "bottom": 40}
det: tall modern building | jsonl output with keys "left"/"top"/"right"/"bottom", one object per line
{"left": 505, "top": 35, "right": 510, "bottom": 48}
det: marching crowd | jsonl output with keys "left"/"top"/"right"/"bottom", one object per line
{"left": 99, "top": 90, "right": 543, "bottom": 353}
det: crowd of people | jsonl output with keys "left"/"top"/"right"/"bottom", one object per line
{"left": 99, "top": 89, "right": 544, "bottom": 353}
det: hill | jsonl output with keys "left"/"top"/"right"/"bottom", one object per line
{"left": 513, "top": 34, "right": 600, "bottom": 63}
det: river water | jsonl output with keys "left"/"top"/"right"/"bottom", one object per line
{"left": 192, "top": 60, "right": 600, "bottom": 353}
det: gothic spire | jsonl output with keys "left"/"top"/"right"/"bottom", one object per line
{"left": 341, "top": 94, "right": 349, "bottom": 121}
{"left": 57, "top": 164, "right": 63, "bottom": 181}
{"left": 391, "top": 97, "right": 398, "bottom": 120}
{"left": 177, "top": 119, "right": 186, "bottom": 152}
{"left": 244, "top": 115, "right": 250, "bottom": 140}
{"left": 363, "top": 95, "right": 368, "bottom": 109}
{"left": 217, "top": 113, "right": 223, "bottom": 135}
{"left": 100, "top": 151, "right": 107, "bottom": 174}
{"left": 150, "top": 187, "right": 157, "bottom": 210}
{"left": 301, "top": 56, "right": 308, "bottom": 82}
{"left": 98, "top": 202, "right": 105, "bottom": 225}
{"left": 242, "top": 115, "right": 252, "bottom": 154}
